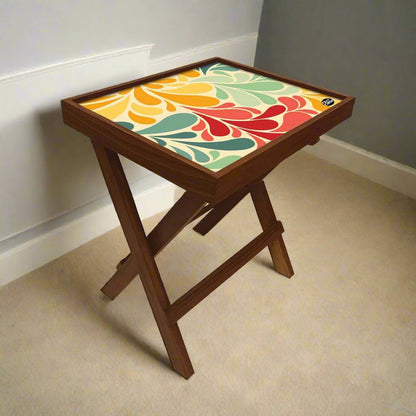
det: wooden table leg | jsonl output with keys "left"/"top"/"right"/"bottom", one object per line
{"left": 193, "top": 187, "right": 250, "bottom": 235}
{"left": 101, "top": 191, "right": 206, "bottom": 300}
{"left": 101, "top": 254, "right": 137, "bottom": 300}
{"left": 250, "top": 181, "right": 294, "bottom": 278}
{"left": 92, "top": 141, "right": 194, "bottom": 378}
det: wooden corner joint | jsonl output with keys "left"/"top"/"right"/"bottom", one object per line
{"left": 308, "top": 137, "right": 320, "bottom": 145}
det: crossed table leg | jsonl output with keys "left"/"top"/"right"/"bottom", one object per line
{"left": 93, "top": 141, "right": 293, "bottom": 379}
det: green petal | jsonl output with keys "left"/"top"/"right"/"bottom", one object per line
{"left": 197, "top": 75, "right": 235, "bottom": 84}
{"left": 203, "top": 155, "right": 241, "bottom": 170}
{"left": 274, "top": 85, "right": 301, "bottom": 95}
{"left": 250, "top": 91, "right": 277, "bottom": 104}
{"left": 219, "top": 81, "right": 284, "bottom": 92}
{"left": 209, "top": 150, "right": 220, "bottom": 160}
{"left": 234, "top": 72, "right": 252, "bottom": 83}
{"left": 215, "top": 87, "right": 229, "bottom": 99}
{"left": 221, "top": 86, "right": 261, "bottom": 106}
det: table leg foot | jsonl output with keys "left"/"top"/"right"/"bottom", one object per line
{"left": 101, "top": 254, "right": 138, "bottom": 300}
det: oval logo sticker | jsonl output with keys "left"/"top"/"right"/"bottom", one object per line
{"left": 321, "top": 98, "right": 335, "bottom": 106}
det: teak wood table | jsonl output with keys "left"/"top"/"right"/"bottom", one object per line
{"left": 61, "top": 57, "right": 354, "bottom": 379}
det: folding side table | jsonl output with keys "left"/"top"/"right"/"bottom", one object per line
{"left": 61, "top": 57, "right": 354, "bottom": 379}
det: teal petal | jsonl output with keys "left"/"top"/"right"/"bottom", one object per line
{"left": 214, "top": 64, "right": 240, "bottom": 72}
{"left": 117, "top": 121, "right": 134, "bottom": 130}
{"left": 189, "top": 146, "right": 210, "bottom": 163}
{"left": 152, "top": 138, "right": 167, "bottom": 146}
{"left": 203, "top": 155, "right": 241, "bottom": 170}
{"left": 137, "top": 113, "right": 197, "bottom": 135}
{"left": 171, "top": 146, "right": 193, "bottom": 161}
{"left": 199, "top": 63, "right": 216, "bottom": 75}
{"left": 156, "top": 132, "right": 197, "bottom": 139}
{"left": 179, "top": 138, "right": 255, "bottom": 151}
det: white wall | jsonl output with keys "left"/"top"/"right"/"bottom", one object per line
{"left": 0, "top": 1, "right": 263, "bottom": 285}
{"left": 0, "top": 0, "right": 263, "bottom": 74}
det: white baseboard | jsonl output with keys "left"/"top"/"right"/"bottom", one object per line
{"left": 303, "top": 135, "right": 416, "bottom": 200}
{"left": 0, "top": 32, "right": 258, "bottom": 287}
{"left": 0, "top": 177, "right": 175, "bottom": 287}
{"left": 149, "top": 32, "right": 258, "bottom": 73}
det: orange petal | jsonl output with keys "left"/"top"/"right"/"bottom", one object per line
{"left": 304, "top": 96, "right": 332, "bottom": 112}
{"left": 144, "top": 83, "right": 164, "bottom": 89}
{"left": 128, "top": 111, "right": 156, "bottom": 124}
{"left": 118, "top": 88, "right": 133, "bottom": 95}
{"left": 133, "top": 87, "right": 161, "bottom": 105}
{"left": 153, "top": 77, "right": 177, "bottom": 84}
{"left": 166, "top": 101, "right": 176, "bottom": 112}
{"left": 181, "top": 69, "right": 200, "bottom": 78}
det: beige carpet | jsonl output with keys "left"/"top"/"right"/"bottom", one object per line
{"left": 1, "top": 151, "right": 415, "bottom": 416}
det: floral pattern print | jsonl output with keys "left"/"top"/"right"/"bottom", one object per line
{"left": 81, "top": 63, "right": 340, "bottom": 171}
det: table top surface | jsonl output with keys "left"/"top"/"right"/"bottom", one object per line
{"left": 80, "top": 61, "right": 340, "bottom": 172}
{"left": 62, "top": 57, "right": 354, "bottom": 202}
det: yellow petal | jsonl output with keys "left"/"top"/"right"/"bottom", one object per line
{"left": 153, "top": 90, "right": 219, "bottom": 107}
{"left": 93, "top": 95, "right": 130, "bottom": 119}
{"left": 162, "top": 82, "right": 212, "bottom": 95}
{"left": 83, "top": 96, "right": 121, "bottom": 110}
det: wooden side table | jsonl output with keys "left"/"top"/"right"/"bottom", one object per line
{"left": 61, "top": 57, "right": 354, "bottom": 379}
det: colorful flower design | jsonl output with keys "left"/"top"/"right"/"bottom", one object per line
{"left": 81, "top": 63, "right": 340, "bottom": 171}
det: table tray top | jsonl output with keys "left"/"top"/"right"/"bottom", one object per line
{"left": 62, "top": 57, "right": 354, "bottom": 203}
{"left": 80, "top": 62, "right": 340, "bottom": 172}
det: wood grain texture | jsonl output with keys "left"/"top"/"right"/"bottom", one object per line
{"left": 147, "top": 192, "right": 206, "bottom": 255}
{"left": 101, "top": 191, "right": 206, "bottom": 300}
{"left": 193, "top": 186, "right": 250, "bottom": 235}
{"left": 60, "top": 58, "right": 355, "bottom": 379}
{"left": 167, "top": 221, "right": 284, "bottom": 324}
{"left": 61, "top": 57, "right": 355, "bottom": 203}
{"left": 250, "top": 181, "right": 294, "bottom": 278}
{"left": 92, "top": 141, "right": 194, "bottom": 379}
{"left": 101, "top": 254, "right": 137, "bottom": 300}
